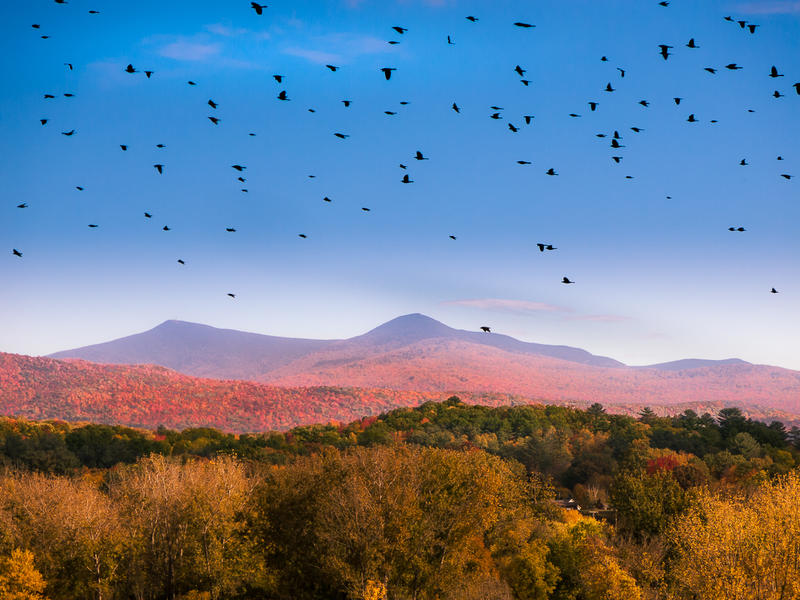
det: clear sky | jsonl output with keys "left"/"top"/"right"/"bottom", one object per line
{"left": 1, "top": 0, "right": 798, "bottom": 369}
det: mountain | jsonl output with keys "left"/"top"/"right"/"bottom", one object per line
{"left": 48, "top": 313, "right": 624, "bottom": 379}
{"left": 638, "top": 358, "right": 750, "bottom": 371}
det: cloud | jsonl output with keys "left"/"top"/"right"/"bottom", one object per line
{"left": 444, "top": 298, "right": 569, "bottom": 314}
{"left": 736, "top": 1, "right": 800, "bottom": 13}
{"left": 159, "top": 41, "right": 222, "bottom": 61}
{"left": 205, "top": 23, "right": 251, "bottom": 37}
{"left": 282, "top": 47, "right": 343, "bottom": 65}
{"left": 565, "top": 314, "right": 632, "bottom": 323}
{"left": 282, "top": 33, "right": 394, "bottom": 65}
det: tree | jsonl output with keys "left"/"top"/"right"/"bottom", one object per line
{"left": 610, "top": 470, "right": 689, "bottom": 537}
{"left": 0, "top": 549, "right": 47, "bottom": 600}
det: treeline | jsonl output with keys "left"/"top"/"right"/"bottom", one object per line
{"left": 0, "top": 399, "right": 799, "bottom": 599}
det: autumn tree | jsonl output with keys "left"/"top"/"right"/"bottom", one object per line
{"left": 0, "top": 549, "right": 47, "bottom": 600}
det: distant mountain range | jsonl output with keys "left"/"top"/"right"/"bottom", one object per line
{"left": 43, "top": 313, "right": 800, "bottom": 414}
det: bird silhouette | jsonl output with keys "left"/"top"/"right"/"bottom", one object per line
{"left": 17, "top": 203, "right": 27, "bottom": 209}
{"left": 514, "top": 22, "right": 534, "bottom": 28}
{"left": 452, "top": 102, "right": 460, "bottom": 113}
{"left": 326, "top": 64, "right": 339, "bottom": 72}
{"left": 617, "top": 68, "right": 626, "bottom": 78}
{"left": 605, "top": 83, "right": 615, "bottom": 92}
{"left": 273, "top": 74, "right": 283, "bottom": 83}
{"left": 612, "top": 156, "right": 622, "bottom": 163}
{"left": 187, "top": 81, "right": 197, "bottom": 86}
{"left": 728, "top": 227, "right": 746, "bottom": 231}
{"left": 392, "top": 26, "right": 407, "bottom": 34}
{"left": 342, "top": 100, "right": 351, "bottom": 107}
{"left": 674, "top": 97, "right": 682, "bottom": 105}
{"left": 144, "top": 212, "right": 152, "bottom": 218}
{"left": 226, "top": 227, "right": 237, "bottom": 232}
{"left": 480, "top": 326, "right": 491, "bottom": 332}
{"left": 546, "top": 168, "right": 558, "bottom": 176}
{"left": 208, "top": 99, "right": 218, "bottom": 108}
{"left": 277, "top": 90, "right": 289, "bottom": 101}
{"left": 740, "top": 159, "right": 748, "bottom": 166}
{"left": 144, "top": 71, "right": 153, "bottom": 78}
{"left": 251, "top": 2, "right": 267, "bottom": 15}
{"left": 781, "top": 174, "right": 793, "bottom": 180}
{"left": 414, "top": 151, "right": 428, "bottom": 160}
{"left": 232, "top": 165, "right": 246, "bottom": 171}
{"left": 794, "top": 83, "right": 800, "bottom": 95}
{"left": 770, "top": 66, "right": 783, "bottom": 78}
{"left": 227, "top": 293, "right": 236, "bottom": 298}
{"left": 639, "top": 100, "right": 650, "bottom": 107}
{"left": 705, "top": 67, "right": 717, "bottom": 74}
{"left": 508, "top": 123, "right": 519, "bottom": 132}
{"left": 562, "top": 277, "right": 574, "bottom": 284}
{"left": 514, "top": 65, "right": 526, "bottom": 76}
{"left": 589, "top": 102, "right": 598, "bottom": 111}
{"left": 523, "top": 115, "right": 534, "bottom": 124}
{"left": 687, "top": 38, "right": 699, "bottom": 48}
{"left": 748, "top": 24, "right": 758, "bottom": 33}
{"left": 361, "top": 207, "right": 370, "bottom": 212}
{"left": 726, "top": 63, "right": 742, "bottom": 70}
{"left": 466, "top": 16, "right": 479, "bottom": 22}
{"left": 40, "top": 119, "right": 48, "bottom": 125}
{"left": 490, "top": 112, "right": 502, "bottom": 120}
{"left": 402, "top": 174, "right": 414, "bottom": 183}
{"left": 120, "top": 145, "right": 128, "bottom": 151}
{"left": 162, "top": 225, "right": 171, "bottom": 231}
{"left": 771, "top": 288, "right": 778, "bottom": 294}
{"left": 88, "top": 224, "right": 98, "bottom": 228}
{"left": 658, "top": 45, "right": 673, "bottom": 60}
{"left": 12, "top": 249, "right": 22, "bottom": 257}
{"left": 773, "top": 91, "right": 784, "bottom": 98}
{"left": 517, "top": 160, "right": 531, "bottom": 165}
{"left": 687, "top": 114, "right": 697, "bottom": 122}
{"left": 323, "top": 197, "right": 332, "bottom": 202}
{"left": 384, "top": 111, "right": 397, "bottom": 115}
{"left": 125, "top": 64, "right": 137, "bottom": 74}
{"left": 298, "top": 233, "right": 307, "bottom": 238}
{"left": 380, "top": 67, "right": 396, "bottom": 80}
{"left": 154, "top": 164, "right": 163, "bottom": 174}
{"left": 447, "top": 35, "right": 454, "bottom": 45}
{"left": 177, "top": 259, "right": 185, "bottom": 265}
{"left": 334, "top": 133, "right": 349, "bottom": 139}
{"left": 449, "top": 235, "right": 457, "bottom": 240}
{"left": 61, "top": 130, "right": 75, "bottom": 136}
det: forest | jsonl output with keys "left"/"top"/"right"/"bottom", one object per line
{"left": 1, "top": 398, "right": 799, "bottom": 599}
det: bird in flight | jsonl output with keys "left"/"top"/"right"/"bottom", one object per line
{"left": 447, "top": 35, "right": 454, "bottom": 45}
{"left": 17, "top": 203, "right": 27, "bottom": 208}
{"left": 546, "top": 168, "right": 558, "bottom": 176}
{"left": 61, "top": 129, "right": 76, "bottom": 136}
{"left": 154, "top": 164, "right": 164, "bottom": 174}
{"left": 232, "top": 165, "right": 246, "bottom": 171}
{"left": 208, "top": 99, "right": 218, "bottom": 109}
{"left": 251, "top": 2, "right": 267, "bottom": 15}
{"left": 401, "top": 174, "right": 414, "bottom": 184}
{"left": 514, "top": 22, "right": 534, "bottom": 28}
{"left": 177, "top": 259, "right": 185, "bottom": 265}
{"left": 658, "top": 45, "right": 673, "bottom": 60}
{"left": 227, "top": 293, "right": 236, "bottom": 298}
{"left": 562, "top": 277, "right": 574, "bottom": 284}
{"left": 728, "top": 227, "right": 746, "bottom": 231}
{"left": 277, "top": 90, "right": 289, "bottom": 101}
{"left": 687, "top": 38, "right": 699, "bottom": 48}
{"left": 326, "top": 65, "right": 339, "bottom": 72}
{"left": 466, "top": 16, "right": 479, "bottom": 22}
{"left": 380, "top": 67, "right": 396, "bottom": 80}
{"left": 769, "top": 66, "right": 783, "bottom": 78}
{"left": 392, "top": 26, "right": 407, "bottom": 34}
{"left": 144, "top": 212, "right": 152, "bottom": 218}
{"left": 334, "top": 133, "right": 349, "bottom": 139}
{"left": 414, "top": 151, "right": 429, "bottom": 161}
{"left": 125, "top": 64, "right": 137, "bottom": 74}
{"left": 726, "top": 63, "right": 742, "bottom": 70}
{"left": 208, "top": 116, "right": 220, "bottom": 124}
{"left": 452, "top": 102, "right": 460, "bottom": 113}
{"left": 589, "top": 102, "right": 598, "bottom": 111}
{"left": 480, "top": 326, "right": 491, "bottom": 332}
{"left": 226, "top": 227, "right": 237, "bottom": 232}
{"left": 605, "top": 83, "right": 615, "bottom": 92}
{"left": 12, "top": 249, "right": 22, "bottom": 257}
{"left": 771, "top": 288, "right": 778, "bottom": 294}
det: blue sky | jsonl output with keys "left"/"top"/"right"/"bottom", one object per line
{"left": 1, "top": 0, "right": 799, "bottom": 369}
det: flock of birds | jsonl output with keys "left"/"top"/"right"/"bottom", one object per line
{"left": 10, "top": 1, "right": 798, "bottom": 313}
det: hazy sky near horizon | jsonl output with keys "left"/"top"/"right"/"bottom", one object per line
{"left": 1, "top": 0, "right": 799, "bottom": 369}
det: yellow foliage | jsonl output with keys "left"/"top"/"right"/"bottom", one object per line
{"left": 363, "top": 579, "right": 387, "bottom": 600}
{"left": 0, "top": 549, "right": 48, "bottom": 600}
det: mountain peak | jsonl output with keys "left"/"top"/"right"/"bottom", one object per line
{"left": 357, "top": 313, "right": 455, "bottom": 344}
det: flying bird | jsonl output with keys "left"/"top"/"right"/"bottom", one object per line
{"left": 447, "top": 35, "right": 454, "bottom": 45}
{"left": 40, "top": 119, "right": 48, "bottom": 125}
{"left": 342, "top": 100, "right": 351, "bottom": 107}
{"left": 546, "top": 168, "right": 558, "bottom": 176}
{"left": 704, "top": 67, "right": 717, "bottom": 74}
{"left": 674, "top": 97, "right": 682, "bottom": 105}
{"left": 514, "top": 22, "right": 535, "bottom": 28}
{"left": 414, "top": 151, "right": 429, "bottom": 160}
{"left": 401, "top": 174, "right": 414, "bottom": 183}
{"left": 728, "top": 227, "right": 746, "bottom": 231}
{"left": 144, "top": 212, "right": 152, "bottom": 218}
{"left": 361, "top": 207, "right": 370, "bottom": 212}
{"left": 144, "top": 71, "right": 153, "bottom": 78}
{"left": 120, "top": 145, "right": 128, "bottom": 151}
{"left": 17, "top": 203, "right": 27, "bottom": 208}
{"left": 562, "top": 277, "right": 574, "bottom": 284}
{"left": 162, "top": 225, "right": 170, "bottom": 231}
{"left": 658, "top": 45, "right": 673, "bottom": 60}
{"left": 232, "top": 165, "right": 246, "bottom": 171}
{"left": 226, "top": 227, "right": 237, "bottom": 232}
{"left": 298, "top": 234, "right": 307, "bottom": 238}
{"left": 794, "top": 83, "right": 800, "bottom": 95}
{"left": 325, "top": 64, "right": 339, "bottom": 72}
{"left": 273, "top": 74, "right": 283, "bottom": 83}
{"left": 687, "top": 38, "right": 699, "bottom": 48}
{"left": 687, "top": 114, "right": 697, "bottom": 122}
{"left": 208, "top": 99, "right": 218, "bottom": 108}
{"left": 517, "top": 160, "right": 531, "bottom": 165}
{"left": 177, "top": 259, "right": 185, "bottom": 265}
{"left": 725, "top": 63, "right": 742, "bottom": 70}
{"left": 771, "top": 288, "right": 778, "bottom": 294}
{"left": 251, "top": 2, "right": 267, "bottom": 15}
{"left": 277, "top": 90, "right": 289, "bottom": 101}
{"left": 605, "top": 83, "right": 615, "bottom": 92}
{"left": 88, "top": 224, "right": 98, "bottom": 228}
{"left": 380, "top": 67, "right": 396, "bottom": 80}
{"left": 153, "top": 164, "right": 163, "bottom": 174}
{"left": 589, "top": 102, "right": 598, "bottom": 111}
{"left": 508, "top": 123, "right": 519, "bottom": 132}
{"left": 452, "top": 102, "right": 460, "bottom": 113}
{"left": 466, "top": 16, "right": 479, "bottom": 22}
{"left": 125, "top": 64, "right": 137, "bottom": 74}
{"left": 514, "top": 65, "right": 526, "bottom": 76}
{"left": 617, "top": 68, "right": 626, "bottom": 78}
{"left": 449, "top": 235, "right": 456, "bottom": 240}
{"left": 480, "top": 326, "right": 491, "bottom": 332}
{"left": 61, "top": 129, "right": 75, "bottom": 136}
{"left": 523, "top": 115, "right": 534, "bottom": 124}
{"left": 12, "top": 249, "right": 22, "bottom": 257}
{"left": 392, "top": 26, "right": 407, "bottom": 34}
{"left": 781, "top": 174, "right": 793, "bottom": 180}
{"left": 227, "top": 293, "right": 236, "bottom": 298}
{"left": 769, "top": 66, "right": 783, "bottom": 78}
{"left": 334, "top": 133, "right": 349, "bottom": 139}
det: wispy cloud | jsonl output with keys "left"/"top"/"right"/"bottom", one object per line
{"left": 281, "top": 33, "right": 394, "bottom": 65}
{"left": 444, "top": 299, "right": 569, "bottom": 314}
{"left": 736, "top": 1, "right": 800, "bottom": 14}
{"left": 565, "top": 314, "right": 632, "bottom": 323}
{"left": 159, "top": 40, "right": 222, "bottom": 61}
{"left": 205, "top": 23, "right": 251, "bottom": 37}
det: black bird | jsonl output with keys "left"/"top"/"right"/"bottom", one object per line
{"left": 154, "top": 164, "right": 163, "bottom": 174}
{"left": 774, "top": 90, "right": 784, "bottom": 98}
{"left": 273, "top": 74, "right": 283, "bottom": 83}
{"left": 88, "top": 224, "right": 98, "bottom": 228}
{"left": 388, "top": 40, "right": 399, "bottom": 45}
{"left": 514, "top": 65, "right": 526, "bottom": 76}
{"left": 208, "top": 99, "right": 218, "bottom": 108}
{"left": 298, "top": 234, "right": 307, "bottom": 238}
{"left": 120, "top": 145, "right": 128, "bottom": 151}
{"left": 32, "top": 24, "right": 40, "bottom": 28}
{"left": 658, "top": 45, "right": 673, "bottom": 60}
{"left": 325, "top": 64, "right": 339, "bottom": 72}
{"left": 380, "top": 67, "right": 396, "bottom": 80}
{"left": 508, "top": 123, "right": 519, "bottom": 132}
{"left": 617, "top": 68, "right": 626, "bottom": 78}
{"left": 737, "top": 20, "right": 747, "bottom": 28}
{"left": 771, "top": 288, "right": 778, "bottom": 294}
{"left": 125, "top": 64, "right": 137, "bottom": 74}
{"left": 687, "top": 38, "right": 699, "bottom": 48}
{"left": 777, "top": 156, "right": 784, "bottom": 160}
{"left": 12, "top": 248, "right": 23, "bottom": 257}
{"left": 144, "top": 212, "right": 152, "bottom": 218}
{"left": 748, "top": 24, "right": 759, "bottom": 33}
{"left": 361, "top": 207, "right": 370, "bottom": 212}
{"left": 187, "top": 81, "right": 197, "bottom": 86}
{"left": 601, "top": 56, "right": 608, "bottom": 62}
{"left": 612, "top": 156, "right": 622, "bottom": 163}
{"left": 546, "top": 168, "right": 558, "bottom": 176}
{"left": 613, "top": 130, "right": 622, "bottom": 139}
{"left": 384, "top": 111, "right": 397, "bottom": 115}
{"left": 89, "top": 10, "right": 100, "bottom": 14}
{"left": 334, "top": 133, "right": 349, "bottom": 139}
{"left": 227, "top": 293, "right": 236, "bottom": 298}
{"left": 323, "top": 197, "right": 332, "bottom": 202}
{"left": 40, "top": 119, "right": 48, "bottom": 125}
{"left": 76, "top": 186, "right": 84, "bottom": 191}
{"left": 156, "top": 144, "right": 166, "bottom": 148}
{"left": 402, "top": 174, "right": 414, "bottom": 183}
{"left": 490, "top": 112, "right": 502, "bottom": 120}
{"left": 64, "top": 63, "right": 73, "bottom": 70}
{"left": 447, "top": 35, "right": 454, "bottom": 45}
{"left": 449, "top": 235, "right": 457, "bottom": 240}
{"left": 536, "top": 243, "right": 546, "bottom": 252}
{"left": 589, "top": 102, "right": 598, "bottom": 111}
{"left": 177, "top": 259, "right": 185, "bottom": 265}
{"left": 728, "top": 227, "right": 746, "bottom": 231}
{"left": 659, "top": 1, "right": 669, "bottom": 6}
{"left": 794, "top": 83, "right": 800, "bottom": 95}
{"left": 631, "top": 127, "right": 643, "bottom": 132}
{"left": 517, "top": 160, "right": 532, "bottom": 165}
{"left": 514, "top": 22, "right": 534, "bottom": 28}
{"left": 466, "top": 16, "right": 478, "bottom": 22}
{"left": 639, "top": 100, "right": 650, "bottom": 107}
{"left": 162, "top": 225, "right": 170, "bottom": 231}
{"left": 17, "top": 203, "right": 27, "bottom": 208}
{"left": 63, "top": 93, "right": 74, "bottom": 97}
{"left": 342, "top": 100, "right": 351, "bottom": 107}
{"left": 569, "top": 113, "right": 581, "bottom": 117}
{"left": 414, "top": 151, "right": 428, "bottom": 161}
{"left": 605, "top": 83, "right": 615, "bottom": 92}
{"left": 769, "top": 65, "right": 783, "bottom": 78}
{"left": 232, "top": 165, "right": 246, "bottom": 171}
{"left": 208, "top": 116, "right": 220, "bottom": 124}
{"left": 226, "top": 227, "right": 237, "bottom": 232}
{"left": 562, "top": 277, "right": 574, "bottom": 284}
{"left": 238, "top": 177, "right": 246, "bottom": 182}
{"left": 61, "top": 129, "right": 75, "bottom": 136}
{"left": 611, "top": 138, "right": 624, "bottom": 148}
{"left": 392, "top": 26, "right": 407, "bottom": 34}
{"left": 520, "top": 79, "right": 530, "bottom": 86}
{"left": 524, "top": 115, "right": 534, "bottom": 124}
{"left": 144, "top": 71, "right": 153, "bottom": 78}
{"left": 399, "top": 101, "right": 410, "bottom": 105}
{"left": 674, "top": 97, "right": 682, "bottom": 105}
{"left": 687, "top": 114, "right": 697, "bottom": 122}
{"left": 399, "top": 164, "right": 407, "bottom": 169}
{"left": 44, "top": 94, "right": 55, "bottom": 99}
{"left": 726, "top": 63, "right": 742, "bottom": 70}
{"left": 781, "top": 174, "right": 793, "bottom": 180}
{"left": 277, "top": 90, "right": 289, "bottom": 101}
{"left": 480, "top": 326, "right": 491, "bottom": 332}
{"left": 308, "top": 108, "right": 315, "bottom": 113}
{"left": 724, "top": 15, "right": 734, "bottom": 22}
{"left": 251, "top": 2, "right": 267, "bottom": 15}
{"left": 490, "top": 106, "right": 503, "bottom": 110}
{"left": 452, "top": 102, "right": 460, "bottom": 113}
{"left": 705, "top": 67, "right": 717, "bottom": 74}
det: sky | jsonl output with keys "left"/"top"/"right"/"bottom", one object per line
{"left": 0, "top": 0, "right": 798, "bottom": 369}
